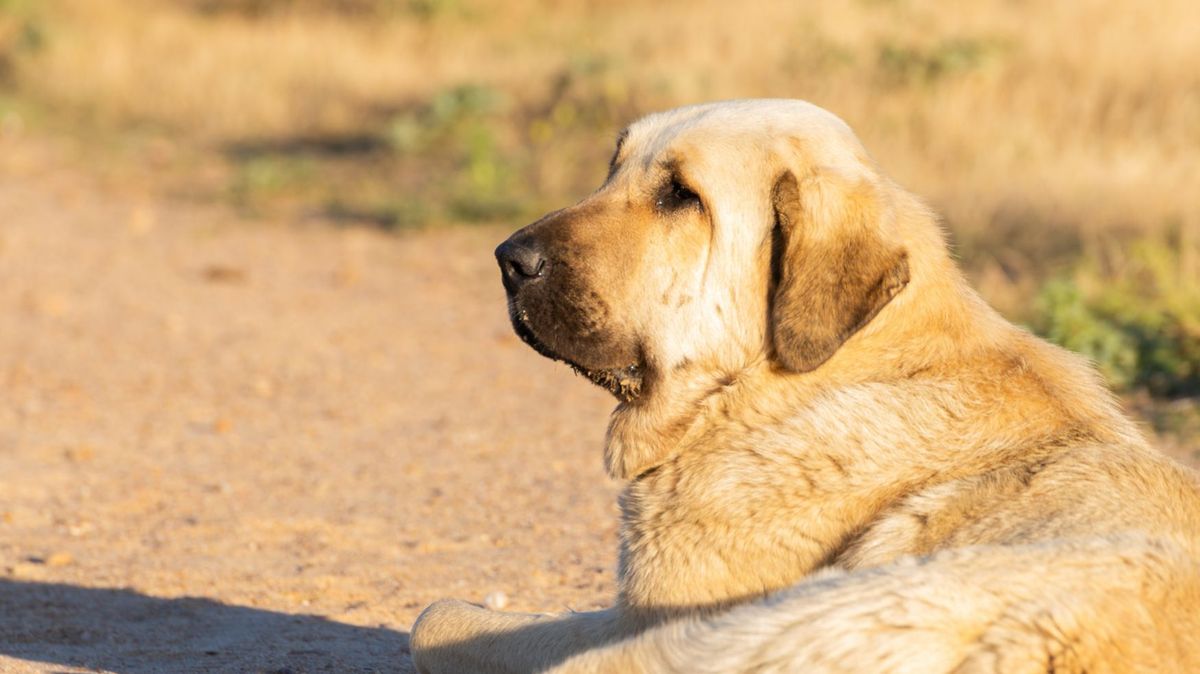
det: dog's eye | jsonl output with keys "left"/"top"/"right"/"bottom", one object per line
{"left": 656, "top": 178, "right": 702, "bottom": 213}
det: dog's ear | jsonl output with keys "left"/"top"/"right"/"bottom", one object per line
{"left": 769, "top": 171, "right": 910, "bottom": 372}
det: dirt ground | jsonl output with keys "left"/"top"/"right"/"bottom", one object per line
{"left": 2, "top": 134, "right": 1197, "bottom": 674}
{"left": 0, "top": 136, "right": 620, "bottom": 673}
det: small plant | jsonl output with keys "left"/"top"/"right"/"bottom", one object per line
{"left": 1032, "top": 240, "right": 1200, "bottom": 396}
{"left": 0, "top": 0, "right": 46, "bottom": 82}
{"left": 230, "top": 156, "right": 317, "bottom": 209}
{"left": 325, "top": 198, "right": 428, "bottom": 230}
{"left": 386, "top": 84, "right": 504, "bottom": 154}
{"left": 1034, "top": 279, "right": 1140, "bottom": 389}
{"left": 187, "top": 0, "right": 414, "bottom": 18}
{"left": 386, "top": 83, "right": 526, "bottom": 223}
{"left": 405, "top": 0, "right": 460, "bottom": 21}
{"left": 876, "top": 37, "right": 1002, "bottom": 86}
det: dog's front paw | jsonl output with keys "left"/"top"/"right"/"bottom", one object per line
{"left": 410, "top": 598, "right": 482, "bottom": 674}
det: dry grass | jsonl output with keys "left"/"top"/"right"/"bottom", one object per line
{"left": 8, "top": 1, "right": 1199, "bottom": 236}
{"left": 1, "top": 0, "right": 1197, "bottom": 389}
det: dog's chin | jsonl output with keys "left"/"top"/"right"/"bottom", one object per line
{"left": 508, "top": 308, "right": 644, "bottom": 403}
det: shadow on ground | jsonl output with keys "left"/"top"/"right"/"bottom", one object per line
{"left": 0, "top": 580, "right": 410, "bottom": 673}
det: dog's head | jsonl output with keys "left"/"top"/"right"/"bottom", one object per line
{"left": 498, "top": 100, "right": 912, "bottom": 407}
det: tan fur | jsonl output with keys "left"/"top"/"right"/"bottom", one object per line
{"left": 410, "top": 100, "right": 1200, "bottom": 674}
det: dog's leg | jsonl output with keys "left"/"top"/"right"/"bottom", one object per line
{"left": 547, "top": 535, "right": 1200, "bottom": 674}
{"left": 410, "top": 599, "right": 637, "bottom": 674}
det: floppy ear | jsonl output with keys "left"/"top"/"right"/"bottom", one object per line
{"left": 769, "top": 171, "right": 910, "bottom": 372}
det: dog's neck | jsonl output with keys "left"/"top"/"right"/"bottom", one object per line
{"left": 604, "top": 367, "right": 724, "bottom": 480}
{"left": 602, "top": 226, "right": 987, "bottom": 481}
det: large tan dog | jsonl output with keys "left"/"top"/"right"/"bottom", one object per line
{"left": 410, "top": 100, "right": 1200, "bottom": 673}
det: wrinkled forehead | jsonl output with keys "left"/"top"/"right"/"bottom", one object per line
{"left": 614, "top": 99, "right": 873, "bottom": 180}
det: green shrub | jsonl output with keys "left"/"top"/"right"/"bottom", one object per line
{"left": 1034, "top": 279, "right": 1140, "bottom": 388}
{"left": 1032, "top": 241, "right": 1200, "bottom": 396}
{"left": 387, "top": 84, "right": 525, "bottom": 223}
{"left": 186, "top": 1, "right": 414, "bottom": 18}
{"left": 0, "top": 0, "right": 46, "bottom": 82}
{"left": 230, "top": 156, "right": 317, "bottom": 207}
{"left": 876, "top": 37, "right": 1004, "bottom": 86}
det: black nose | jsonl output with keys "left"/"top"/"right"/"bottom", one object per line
{"left": 495, "top": 239, "right": 547, "bottom": 291}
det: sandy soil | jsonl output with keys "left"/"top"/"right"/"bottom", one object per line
{"left": 0, "top": 137, "right": 619, "bottom": 673}
{"left": 2, "top": 135, "right": 1196, "bottom": 674}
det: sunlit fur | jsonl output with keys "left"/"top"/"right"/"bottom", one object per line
{"left": 411, "top": 100, "right": 1200, "bottom": 674}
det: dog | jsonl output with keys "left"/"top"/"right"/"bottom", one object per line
{"left": 410, "top": 99, "right": 1200, "bottom": 673}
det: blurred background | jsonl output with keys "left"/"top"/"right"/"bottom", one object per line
{"left": 3, "top": 1, "right": 1198, "bottom": 411}
{"left": 0, "top": 0, "right": 1197, "bottom": 670}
